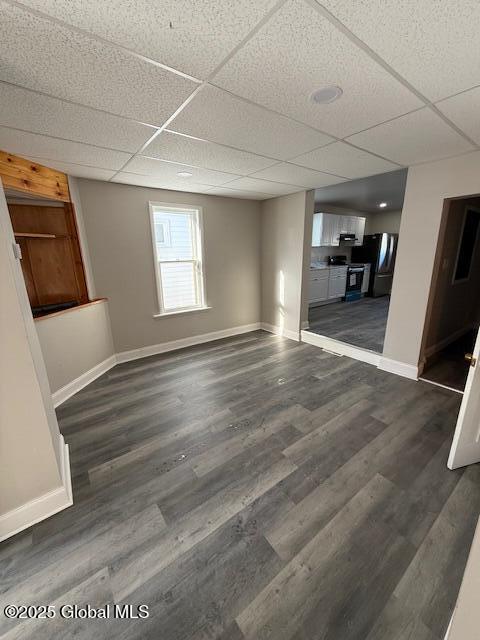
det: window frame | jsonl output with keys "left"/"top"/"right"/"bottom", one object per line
{"left": 452, "top": 205, "right": 480, "bottom": 285}
{"left": 148, "top": 201, "right": 207, "bottom": 317}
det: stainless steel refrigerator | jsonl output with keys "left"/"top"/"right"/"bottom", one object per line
{"left": 351, "top": 233, "right": 398, "bottom": 297}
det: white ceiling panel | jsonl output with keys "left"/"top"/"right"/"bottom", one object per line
{"left": 251, "top": 162, "right": 347, "bottom": 188}
{"left": 204, "top": 187, "right": 270, "bottom": 200}
{"left": 169, "top": 85, "right": 334, "bottom": 160}
{"left": 0, "top": 126, "right": 131, "bottom": 169}
{"left": 112, "top": 172, "right": 212, "bottom": 193}
{"left": 319, "top": 0, "right": 480, "bottom": 102}
{"left": 346, "top": 109, "right": 474, "bottom": 166}
{"left": 0, "top": 1, "right": 197, "bottom": 126}
{"left": 222, "top": 177, "right": 302, "bottom": 196}
{"left": 26, "top": 157, "right": 116, "bottom": 181}
{"left": 291, "top": 141, "right": 400, "bottom": 178}
{"left": 436, "top": 87, "right": 480, "bottom": 146}
{"left": 212, "top": 0, "right": 422, "bottom": 138}
{"left": 123, "top": 156, "right": 239, "bottom": 186}
{"left": 143, "top": 131, "right": 277, "bottom": 175}
{"left": 0, "top": 83, "right": 155, "bottom": 153}
{"left": 16, "top": 0, "right": 279, "bottom": 80}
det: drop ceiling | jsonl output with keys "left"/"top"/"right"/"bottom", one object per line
{"left": 0, "top": 0, "right": 478, "bottom": 200}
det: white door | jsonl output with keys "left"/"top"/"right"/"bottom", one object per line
{"left": 448, "top": 329, "right": 480, "bottom": 469}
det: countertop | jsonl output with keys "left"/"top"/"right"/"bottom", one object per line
{"left": 310, "top": 262, "right": 372, "bottom": 271}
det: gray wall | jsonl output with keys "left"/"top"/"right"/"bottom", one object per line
{"left": 365, "top": 209, "right": 402, "bottom": 235}
{"left": 261, "top": 191, "right": 311, "bottom": 337}
{"left": 384, "top": 150, "right": 480, "bottom": 367}
{"left": 36, "top": 300, "right": 115, "bottom": 394}
{"left": 76, "top": 179, "right": 262, "bottom": 353}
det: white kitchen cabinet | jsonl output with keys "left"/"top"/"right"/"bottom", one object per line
{"left": 309, "top": 270, "right": 329, "bottom": 303}
{"left": 328, "top": 267, "right": 347, "bottom": 299}
{"left": 312, "top": 213, "right": 323, "bottom": 247}
{"left": 312, "top": 212, "right": 366, "bottom": 247}
{"left": 354, "top": 217, "right": 366, "bottom": 246}
{"left": 362, "top": 264, "right": 371, "bottom": 294}
{"left": 322, "top": 213, "right": 337, "bottom": 246}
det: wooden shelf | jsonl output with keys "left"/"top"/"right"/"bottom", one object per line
{"left": 14, "top": 232, "right": 56, "bottom": 239}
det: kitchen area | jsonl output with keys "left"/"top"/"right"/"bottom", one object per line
{"left": 306, "top": 170, "right": 406, "bottom": 354}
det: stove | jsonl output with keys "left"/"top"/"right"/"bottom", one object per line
{"left": 345, "top": 263, "right": 365, "bottom": 302}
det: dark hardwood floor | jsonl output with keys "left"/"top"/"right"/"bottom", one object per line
{"left": 421, "top": 330, "right": 477, "bottom": 392}
{"left": 308, "top": 296, "right": 390, "bottom": 352}
{"left": 1, "top": 330, "right": 479, "bottom": 640}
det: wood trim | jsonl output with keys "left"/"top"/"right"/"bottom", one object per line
{"left": 33, "top": 298, "right": 108, "bottom": 322}
{"left": 14, "top": 232, "right": 56, "bottom": 239}
{"left": 0, "top": 151, "right": 70, "bottom": 202}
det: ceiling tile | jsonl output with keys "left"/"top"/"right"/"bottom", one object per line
{"left": 17, "top": 0, "right": 279, "bottom": 80}
{"left": 205, "top": 187, "right": 270, "bottom": 200}
{"left": 222, "top": 177, "right": 302, "bottom": 196}
{"left": 0, "top": 1, "right": 197, "bottom": 126}
{"left": 291, "top": 142, "right": 400, "bottom": 179}
{"left": 346, "top": 109, "right": 474, "bottom": 166}
{"left": 112, "top": 172, "right": 212, "bottom": 193}
{"left": 320, "top": 0, "right": 480, "bottom": 101}
{"left": 436, "top": 87, "right": 480, "bottom": 146}
{"left": 212, "top": 0, "right": 422, "bottom": 137}
{"left": 0, "top": 83, "right": 156, "bottom": 153}
{"left": 251, "top": 162, "right": 347, "bottom": 188}
{"left": 123, "top": 156, "right": 240, "bottom": 186}
{"left": 26, "top": 157, "right": 116, "bottom": 181}
{"left": 143, "top": 131, "right": 277, "bottom": 175}
{"left": 0, "top": 126, "right": 131, "bottom": 169}
{"left": 169, "top": 85, "right": 334, "bottom": 160}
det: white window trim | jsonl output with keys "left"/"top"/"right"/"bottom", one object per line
{"left": 148, "top": 201, "right": 208, "bottom": 317}
{"left": 452, "top": 205, "right": 480, "bottom": 285}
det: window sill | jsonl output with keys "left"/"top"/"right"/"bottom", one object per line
{"left": 153, "top": 306, "right": 211, "bottom": 319}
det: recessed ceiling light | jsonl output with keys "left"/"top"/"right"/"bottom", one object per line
{"left": 379, "top": 202, "right": 388, "bottom": 208}
{"left": 310, "top": 85, "right": 343, "bottom": 104}
{"left": 177, "top": 171, "right": 193, "bottom": 178}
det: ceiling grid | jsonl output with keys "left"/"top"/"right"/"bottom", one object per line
{"left": 0, "top": 0, "right": 478, "bottom": 199}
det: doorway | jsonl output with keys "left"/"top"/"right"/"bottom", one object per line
{"left": 303, "top": 169, "right": 407, "bottom": 361}
{"left": 420, "top": 197, "right": 480, "bottom": 393}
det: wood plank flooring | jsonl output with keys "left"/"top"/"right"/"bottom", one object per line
{"left": 1, "top": 330, "right": 479, "bottom": 640}
{"left": 421, "top": 330, "right": 477, "bottom": 392}
{"left": 308, "top": 296, "right": 390, "bottom": 352}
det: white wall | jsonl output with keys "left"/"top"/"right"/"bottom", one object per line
{"left": 261, "top": 190, "right": 312, "bottom": 338}
{"left": 36, "top": 299, "right": 115, "bottom": 394}
{"left": 68, "top": 176, "right": 96, "bottom": 299}
{"left": 383, "top": 151, "right": 480, "bottom": 368}
{"left": 0, "top": 182, "right": 70, "bottom": 540}
{"left": 76, "top": 180, "right": 262, "bottom": 353}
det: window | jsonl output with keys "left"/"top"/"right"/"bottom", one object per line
{"left": 453, "top": 207, "right": 480, "bottom": 282}
{"left": 149, "top": 203, "right": 206, "bottom": 314}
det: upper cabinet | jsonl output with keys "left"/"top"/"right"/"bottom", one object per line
{"left": 312, "top": 212, "right": 365, "bottom": 247}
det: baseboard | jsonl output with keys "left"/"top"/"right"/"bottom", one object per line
{"left": 424, "top": 323, "right": 479, "bottom": 359}
{"left": 116, "top": 322, "right": 262, "bottom": 364}
{"left": 378, "top": 356, "right": 419, "bottom": 380}
{"left": 301, "top": 330, "right": 381, "bottom": 366}
{"left": 0, "top": 437, "right": 72, "bottom": 543}
{"left": 261, "top": 323, "right": 300, "bottom": 342}
{"left": 52, "top": 355, "right": 117, "bottom": 407}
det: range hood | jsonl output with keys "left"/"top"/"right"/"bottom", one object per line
{"left": 339, "top": 233, "right": 357, "bottom": 243}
